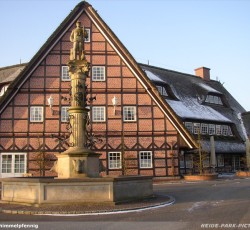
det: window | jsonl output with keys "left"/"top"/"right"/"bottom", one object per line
{"left": 61, "top": 106, "right": 69, "bottom": 122}
{"left": 217, "top": 154, "right": 224, "bottom": 167}
{"left": 185, "top": 122, "right": 193, "bottom": 133}
{"left": 209, "top": 124, "right": 216, "bottom": 135}
{"left": 205, "top": 95, "right": 223, "bottom": 105}
{"left": 1, "top": 153, "right": 26, "bottom": 177}
{"left": 92, "top": 66, "right": 105, "bottom": 81}
{"left": 222, "top": 125, "right": 228, "bottom": 136}
{"left": 108, "top": 152, "right": 121, "bottom": 169}
{"left": 193, "top": 123, "right": 200, "bottom": 134}
{"left": 123, "top": 106, "right": 136, "bottom": 121}
{"left": 84, "top": 28, "right": 91, "bottom": 42}
{"left": 228, "top": 126, "right": 233, "bottom": 136}
{"left": 92, "top": 107, "right": 105, "bottom": 122}
{"left": 185, "top": 155, "right": 193, "bottom": 168}
{"left": 201, "top": 124, "right": 208, "bottom": 135}
{"left": 139, "top": 151, "right": 152, "bottom": 168}
{"left": 156, "top": 85, "right": 168, "bottom": 96}
{"left": 30, "top": 107, "right": 43, "bottom": 122}
{"left": 216, "top": 125, "right": 222, "bottom": 135}
{"left": 62, "top": 66, "right": 70, "bottom": 81}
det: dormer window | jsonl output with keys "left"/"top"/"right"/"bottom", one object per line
{"left": 156, "top": 85, "right": 168, "bottom": 96}
{"left": 205, "top": 94, "right": 223, "bottom": 105}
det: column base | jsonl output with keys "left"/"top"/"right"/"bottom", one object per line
{"left": 57, "top": 148, "right": 101, "bottom": 179}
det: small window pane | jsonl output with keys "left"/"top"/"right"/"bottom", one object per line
{"left": 30, "top": 107, "right": 43, "bottom": 122}
{"left": 62, "top": 66, "right": 70, "bottom": 81}
{"left": 185, "top": 122, "right": 193, "bottom": 133}
{"left": 84, "top": 28, "right": 91, "bottom": 42}
{"left": 61, "top": 107, "right": 69, "bottom": 122}
{"left": 222, "top": 125, "right": 228, "bottom": 136}
{"left": 216, "top": 125, "right": 222, "bottom": 135}
{"left": 193, "top": 123, "right": 200, "bottom": 134}
{"left": 1, "top": 154, "right": 26, "bottom": 175}
{"left": 123, "top": 106, "right": 136, "bottom": 121}
{"left": 162, "top": 87, "right": 168, "bottom": 96}
{"left": 201, "top": 124, "right": 208, "bottom": 135}
{"left": 139, "top": 151, "right": 152, "bottom": 168}
{"left": 92, "top": 107, "right": 105, "bottom": 122}
{"left": 209, "top": 124, "right": 216, "bottom": 135}
{"left": 109, "top": 152, "right": 121, "bottom": 169}
{"left": 92, "top": 66, "right": 105, "bottom": 81}
{"left": 2, "top": 155, "right": 12, "bottom": 173}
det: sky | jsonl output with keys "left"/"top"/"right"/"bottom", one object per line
{"left": 0, "top": 0, "right": 249, "bottom": 111}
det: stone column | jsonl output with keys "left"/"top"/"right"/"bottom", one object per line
{"left": 56, "top": 60, "right": 100, "bottom": 179}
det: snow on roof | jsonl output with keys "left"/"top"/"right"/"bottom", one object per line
{"left": 143, "top": 69, "right": 165, "bottom": 83}
{"left": 166, "top": 98, "right": 232, "bottom": 122}
{"left": 197, "top": 82, "right": 222, "bottom": 94}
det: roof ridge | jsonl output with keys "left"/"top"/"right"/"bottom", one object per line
{"left": 139, "top": 63, "right": 200, "bottom": 79}
{"left": 0, "top": 63, "right": 28, "bottom": 71}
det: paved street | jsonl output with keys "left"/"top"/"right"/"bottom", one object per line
{"left": 0, "top": 177, "right": 250, "bottom": 230}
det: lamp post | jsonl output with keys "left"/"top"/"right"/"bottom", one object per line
{"left": 47, "top": 95, "right": 54, "bottom": 114}
{"left": 112, "top": 96, "right": 118, "bottom": 115}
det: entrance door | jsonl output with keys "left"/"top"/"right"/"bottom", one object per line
{"left": 232, "top": 156, "right": 240, "bottom": 172}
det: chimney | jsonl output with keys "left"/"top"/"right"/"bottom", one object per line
{"left": 195, "top": 67, "right": 210, "bottom": 81}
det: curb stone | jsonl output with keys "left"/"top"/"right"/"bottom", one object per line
{"left": 0, "top": 195, "right": 175, "bottom": 216}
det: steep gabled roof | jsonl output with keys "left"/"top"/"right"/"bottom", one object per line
{"left": 0, "top": 1, "right": 198, "bottom": 149}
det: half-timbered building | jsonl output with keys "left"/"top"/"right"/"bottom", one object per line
{"left": 0, "top": 1, "right": 248, "bottom": 178}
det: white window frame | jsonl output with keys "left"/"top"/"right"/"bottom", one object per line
{"left": 61, "top": 66, "right": 70, "bottom": 81}
{"left": 108, "top": 152, "right": 122, "bottom": 169}
{"left": 193, "top": 123, "right": 200, "bottom": 134}
{"left": 123, "top": 106, "right": 136, "bottom": 122}
{"left": 156, "top": 85, "right": 168, "bottom": 96}
{"left": 201, "top": 124, "right": 208, "bottom": 135}
{"left": 139, "top": 151, "right": 152, "bottom": 168}
{"left": 222, "top": 125, "right": 229, "bottom": 136}
{"left": 217, "top": 154, "right": 224, "bottom": 167}
{"left": 84, "top": 28, "right": 91, "bottom": 42}
{"left": 209, "top": 124, "right": 216, "bottom": 135}
{"left": 1, "top": 153, "right": 27, "bottom": 178}
{"left": 156, "top": 86, "right": 163, "bottom": 95}
{"left": 30, "top": 106, "right": 43, "bottom": 122}
{"left": 216, "top": 125, "right": 222, "bottom": 135}
{"left": 61, "top": 106, "right": 69, "bottom": 122}
{"left": 185, "top": 122, "right": 193, "bottom": 133}
{"left": 92, "top": 66, "right": 105, "bottom": 81}
{"left": 228, "top": 126, "right": 233, "bottom": 136}
{"left": 205, "top": 94, "right": 223, "bottom": 105}
{"left": 92, "top": 106, "right": 106, "bottom": 122}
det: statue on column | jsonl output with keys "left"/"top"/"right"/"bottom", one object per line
{"left": 70, "top": 21, "right": 88, "bottom": 60}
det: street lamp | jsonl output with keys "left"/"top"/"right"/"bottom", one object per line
{"left": 112, "top": 96, "right": 118, "bottom": 115}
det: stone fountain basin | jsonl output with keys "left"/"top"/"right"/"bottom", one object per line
{"left": 0, "top": 176, "right": 153, "bottom": 207}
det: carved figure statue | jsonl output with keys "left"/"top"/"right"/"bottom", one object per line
{"left": 70, "top": 21, "right": 88, "bottom": 60}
